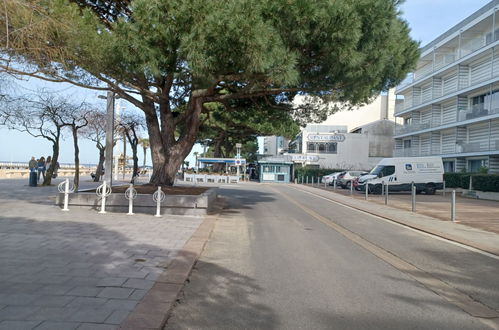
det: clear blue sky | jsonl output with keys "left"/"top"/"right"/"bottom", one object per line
{"left": 0, "top": 0, "right": 493, "bottom": 165}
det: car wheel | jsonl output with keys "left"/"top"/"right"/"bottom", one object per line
{"left": 346, "top": 181, "right": 351, "bottom": 189}
{"left": 372, "top": 184, "right": 382, "bottom": 194}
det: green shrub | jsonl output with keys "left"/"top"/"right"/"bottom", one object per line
{"left": 444, "top": 173, "right": 499, "bottom": 192}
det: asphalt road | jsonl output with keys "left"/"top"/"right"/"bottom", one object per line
{"left": 165, "top": 183, "right": 499, "bottom": 330}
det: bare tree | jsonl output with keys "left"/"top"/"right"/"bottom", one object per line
{"left": 116, "top": 113, "right": 145, "bottom": 182}
{"left": 80, "top": 110, "right": 107, "bottom": 182}
{"left": 61, "top": 104, "right": 91, "bottom": 191}
{"left": 0, "top": 92, "right": 68, "bottom": 185}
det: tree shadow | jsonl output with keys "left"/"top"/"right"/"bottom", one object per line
{"left": 165, "top": 260, "right": 280, "bottom": 330}
{"left": 0, "top": 215, "right": 187, "bottom": 325}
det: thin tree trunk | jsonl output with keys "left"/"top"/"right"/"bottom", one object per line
{"left": 94, "top": 146, "right": 105, "bottom": 182}
{"left": 142, "top": 147, "right": 147, "bottom": 168}
{"left": 131, "top": 143, "right": 139, "bottom": 182}
{"left": 43, "top": 131, "right": 60, "bottom": 186}
{"left": 72, "top": 128, "right": 80, "bottom": 191}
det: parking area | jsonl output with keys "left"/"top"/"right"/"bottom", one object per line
{"left": 308, "top": 183, "right": 499, "bottom": 235}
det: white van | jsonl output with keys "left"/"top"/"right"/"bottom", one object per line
{"left": 357, "top": 157, "right": 444, "bottom": 195}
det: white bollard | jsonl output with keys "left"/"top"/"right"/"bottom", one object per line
{"left": 443, "top": 180, "right": 446, "bottom": 197}
{"left": 333, "top": 179, "right": 336, "bottom": 191}
{"left": 97, "top": 180, "right": 112, "bottom": 214}
{"left": 412, "top": 184, "right": 416, "bottom": 212}
{"left": 58, "top": 178, "right": 75, "bottom": 212}
{"left": 153, "top": 186, "right": 166, "bottom": 217}
{"left": 451, "top": 190, "right": 456, "bottom": 222}
{"left": 365, "top": 182, "right": 369, "bottom": 200}
{"left": 350, "top": 180, "right": 353, "bottom": 195}
{"left": 125, "top": 184, "right": 137, "bottom": 215}
{"left": 295, "top": 178, "right": 297, "bottom": 184}
{"left": 384, "top": 182, "right": 388, "bottom": 205}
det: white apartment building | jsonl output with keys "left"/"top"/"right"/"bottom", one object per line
{"left": 262, "top": 136, "right": 290, "bottom": 156}
{"left": 394, "top": 0, "right": 499, "bottom": 173}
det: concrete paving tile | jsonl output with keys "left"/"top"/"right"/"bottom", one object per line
{"left": 6, "top": 294, "right": 41, "bottom": 305}
{"left": 101, "top": 299, "right": 137, "bottom": 311}
{"left": 33, "top": 321, "right": 80, "bottom": 330}
{"left": 76, "top": 323, "right": 117, "bottom": 330}
{"left": 104, "top": 310, "right": 130, "bottom": 325}
{"left": 66, "top": 297, "right": 108, "bottom": 309}
{"left": 96, "top": 278, "right": 127, "bottom": 288}
{"left": 27, "top": 307, "right": 79, "bottom": 321}
{"left": 97, "top": 288, "right": 133, "bottom": 299}
{"left": 31, "top": 295, "right": 76, "bottom": 307}
{"left": 67, "top": 277, "right": 101, "bottom": 287}
{"left": 0, "top": 320, "right": 42, "bottom": 330}
{"left": 128, "top": 289, "right": 148, "bottom": 301}
{"left": 67, "top": 308, "right": 113, "bottom": 323}
{"left": 121, "top": 279, "right": 155, "bottom": 290}
{"left": 36, "top": 276, "right": 72, "bottom": 285}
{"left": 0, "top": 306, "right": 40, "bottom": 320}
{"left": 66, "top": 287, "right": 102, "bottom": 297}
{"left": 36, "top": 285, "right": 74, "bottom": 296}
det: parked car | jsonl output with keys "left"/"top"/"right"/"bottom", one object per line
{"left": 322, "top": 172, "right": 344, "bottom": 185}
{"left": 338, "top": 171, "right": 366, "bottom": 189}
{"left": 356, "top": 157, "right": 444, "bottom": 194}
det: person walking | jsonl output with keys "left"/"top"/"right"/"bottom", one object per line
{"left": 28, "top": 156, "right": 38, "bottom": 187}
{"left": 37, "top": 156, "right": 46, "bottom": 183}
{"left": 28, "top": 157, "right": 37, "bottom": 172}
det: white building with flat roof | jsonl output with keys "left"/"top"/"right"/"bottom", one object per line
{"left": 394, "top": 0, "right": 499, "bottom": 173}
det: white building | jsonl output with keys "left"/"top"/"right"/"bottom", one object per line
{"left": 394, "top": 0, "right": 499, "bottom": 173}
{"left": 262, "top": 136, "right": 289, "bottom": 156}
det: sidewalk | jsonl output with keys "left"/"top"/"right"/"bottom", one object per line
{"left": 294, "top": 184, "right": 499, "bottom": 256}
{"left": 0, "top": 178, "right": 216, "bottom": 330}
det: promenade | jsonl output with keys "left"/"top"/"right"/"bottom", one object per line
{"left": 0, "top": 178, "right": 205, "bottom": 330}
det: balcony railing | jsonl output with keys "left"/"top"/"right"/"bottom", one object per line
{"left": 394, "top": 140, "right": 499, "bottom": 157}
{"left": 394, "top": 106, "right": 499, "bottom": 137}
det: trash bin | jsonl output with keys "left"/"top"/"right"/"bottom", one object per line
{"left": 29, "top": 171, "right": 37, "bottom": 187}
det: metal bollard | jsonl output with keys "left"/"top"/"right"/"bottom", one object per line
{"left": 365, "top": 182, "right": 369, "bottom": 200}
{"left": 312, "top": 176, "right": 314, "bottom": 185}
{"left": 412, "top": 184, "right": 416, "bottom": 212}
{"left": 58, "top": 178, "right": 75, "bottom": 212}
{"left": 350, "top": 180, "right": 353, "bottom": 195}
{"left": 306, "top": 176, "right": 309, "bottom": 185}
{"left": 295, "top": 178, "right": 297, "bottom": 184}
{"left": 125, "top": 184, "right": 137, "bottom": 215}
{"left": 381, "top": 181, "right": 385, "bottom": 196}
{"left": 384, "top": 182, "right": 388, "bottom": 205}
{"left": 153, "top": 186, "right": 166, "bottom": 217}
{"left": 443, "top": 180, "right": 446, "bottom": 197}
{"left": 96, "top": 180, "right": 112, "bottom": 214}
{"left": 451, "top": 190, "right": 456, "bottom": 222}
{"left": 333, "top": 179, "right": 336, "bottom": 191}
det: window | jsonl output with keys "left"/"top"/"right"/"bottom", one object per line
{"left": 468, "top": 159, "right": 486, "bottom": 173}
{"left": 443, "top": 161, "right": 455, "bottom": 173}
{"left": 307, "top": 142, "right": 337, "bottom": 154}
{"left": 307, "top": 143, "right": 316, "bottom": 152}
{"left": 404, "top": 140, "right": 412, "bottom": 149}
{"left": 370, "top": 165, "right": 395, "bottom": 177}
{"left": 327, "top": 143, "right": 337, "bottom": 153}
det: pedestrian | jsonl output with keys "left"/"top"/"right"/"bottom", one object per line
{"left": 45, "top": 156, "right": 52, "bottom": 171}
{"left": 28, "top": 156, "right": 37, "bottom": 172}
{"left": 37, "top": 156, "right": 46, "bottom": 183}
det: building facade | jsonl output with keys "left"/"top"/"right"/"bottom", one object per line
{"left": 262, "top": 136, "right": 289, "bottom": 156}
{"left": 394, "top": 0, "right": 499, "bottom": 173}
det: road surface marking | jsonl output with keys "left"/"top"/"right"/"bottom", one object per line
{"left": 271, "top": 186, "right": 499, "bottom": 329}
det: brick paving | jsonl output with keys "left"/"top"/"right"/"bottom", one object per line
{"left": 0, "top": 178, "right": 204, "bottom": 330}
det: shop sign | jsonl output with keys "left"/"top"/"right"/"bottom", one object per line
{"left": 291, "top": 154, "right": 319, "bottom": 162}
{"left": 307, "top": 134, "right": 346, "bottom": 142}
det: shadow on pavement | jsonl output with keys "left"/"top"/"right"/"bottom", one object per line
{"left": 165, "top": 260, "right": 280, "bottom": 330}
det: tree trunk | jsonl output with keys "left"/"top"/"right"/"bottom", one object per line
{"left": 94, "top": 146, "right": 105, "bottom": 182}
{"left": 43, "top": 132, "right": 60, "bottom": 186}
{"left": 142, "top": 147, "right": 147, "bottom": 168}
{"left": 131, "top": 143, "right": 139, "bottom": 182}
{"left": 72, "top": 128, "right": 80, "bottom": 191}
{"left": 213, "top": 136, "right": 225, "bottom": 172}
{"left": 142, "top": 96, "right": 203, "bottom": 186}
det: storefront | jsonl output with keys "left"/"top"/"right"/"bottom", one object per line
{"left": 258, "top": 159, "right": 294, "bottom": 183}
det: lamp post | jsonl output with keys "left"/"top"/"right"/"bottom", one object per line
{"left": 98, "top": 91, "right": 115, "bottom": 186}
{"left": 236, "top": 143, "right": 242, "bottom": 178}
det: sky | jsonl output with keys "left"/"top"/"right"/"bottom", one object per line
{"left": 0, "top": 0, "right": 493, "bottom": 166}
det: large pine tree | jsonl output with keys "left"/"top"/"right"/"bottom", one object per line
{"left": 0, "top": 0, "right": 419, "bottom": 185}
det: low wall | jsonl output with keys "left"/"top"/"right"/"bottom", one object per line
{"left": 461, "top": 189, "right": 499, "bottom": 201}
{"left": 184, "top": 173, "right": 240, "bottom": 183}
{"left": 55, "top": 187, "right": 219, "bottom": 216}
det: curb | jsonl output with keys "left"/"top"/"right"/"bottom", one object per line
{"left": 293, "top": 184, "right": 499, "bottom": 257}
{"left": 119, "top": 211, "right": 219, "bottom": 329}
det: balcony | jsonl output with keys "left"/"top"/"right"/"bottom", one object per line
{"left": 394, "top": 106, "right": 499, "bottom": 137}
{"left": 394, "top": 121, "right": 431, "bottom": 135}
{"left": 394, "top": 140, "right": 499, "bottom": 157}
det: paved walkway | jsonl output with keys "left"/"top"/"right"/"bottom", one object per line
{"left": 0, "top": 178, "right": 204, "bottom": 330}
{"left": 307, "top": 184, "right": 499, "bottom": 234}
{"left": 295, "top": 184, "right": 499, "bottom": 256}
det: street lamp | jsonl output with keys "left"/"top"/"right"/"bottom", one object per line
{"left": 236, "top": 143, "right": 242, "bottom": 178}
{"left": 97, "top": 91, "right": 121, "bottom": 185}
